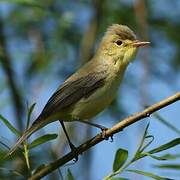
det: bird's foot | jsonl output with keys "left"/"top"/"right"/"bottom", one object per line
{"left": 69, "top": 142, "right": 79, "bottom": 162}
{"left": 100, "top": 126, "right": 114, "bottom": 142}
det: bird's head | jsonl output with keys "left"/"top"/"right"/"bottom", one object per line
{"left": 97, "top": 24, "right": 150, "bottom": 65}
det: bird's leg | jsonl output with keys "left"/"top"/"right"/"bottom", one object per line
{"left": 78, "top": 120, "right": 108, "bottom": 130}
{"left": 59, "top": 121, "right": 78, "bottom": 161}
{"left": 77, "top": 120, "right": 113, "bottom": 141}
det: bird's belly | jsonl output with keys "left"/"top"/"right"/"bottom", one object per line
{"left": 71, "top": 78, "right": 121, "bottom": 120}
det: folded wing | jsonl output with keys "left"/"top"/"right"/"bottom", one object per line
{"left": 39, "top": 71, "right": 106, "bottom": 119}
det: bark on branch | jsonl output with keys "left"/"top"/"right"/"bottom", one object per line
{"left": 29, "top": 92, "right": 180, "bottom": 180}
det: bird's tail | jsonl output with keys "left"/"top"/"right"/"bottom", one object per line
{"left": 6, "top": 119, "right": 45, "bottom": 158}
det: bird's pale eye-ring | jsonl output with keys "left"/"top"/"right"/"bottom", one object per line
{"left": 115, "top": 40, "right": 122, "bottom": 46}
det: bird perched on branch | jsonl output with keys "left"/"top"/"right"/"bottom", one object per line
{"left": 7, "top": 24, "right": 150, "bottom": 157}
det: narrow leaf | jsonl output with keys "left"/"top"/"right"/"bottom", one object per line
{"left": 134, "top": 138, "right": 180, "bottom": 161}
{"left": 153, "top": 164, "right": 180, "bottom": 170}
{"left": 67, "top": 169, "right": 75, "bottom": 180}
{"left": 113, "top": 148, "right": 128, "bottom": 172}
{"left": 134, "top": 123, "right": 151, "bottom": 157}
{"left": 0, "top": 114, "right": 20, "bottom": 137}
{"left": 140, "top": 135, "right": 154, "bottom": 153}
{"left": 127, "top": 169, "right": 172, "bottom": 180}
{"left": 138, "top": 123, "right": 150, "bottom": 151}
{"left": 141, "top": 152, "right": 167, "bottom": 160}
{"left": 148, "top": 138, "right": 180, "bottom": 154}
{"left": 158, "top": 153, "right": 180, "bottom": 160}
{"left": 26, "top": 103, "right": 36, "bottom": 129}
{"left": 28, "top": 134, "right": 58, "bottom": 149}
{"left": 133, "top": 123, "right": 153, "bottom": 161}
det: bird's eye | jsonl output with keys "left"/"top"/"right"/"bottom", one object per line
{"left": 115, "top": 40, "right": 122, "bottom": 46}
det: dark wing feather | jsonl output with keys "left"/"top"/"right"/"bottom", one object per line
{"left": 39, "top": 72, "right": 106, "bottom": 118}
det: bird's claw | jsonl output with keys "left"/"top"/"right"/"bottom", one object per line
{"left": 101, "top": 127, "right": 108, "bottom": 139}
{"left": 69, "top": 143, "right": 79, "bottom": 162}
{"left": 73, "top": 156, "right": 78, "bottom": 162}
{"left": 110, "top": 135, "right": 114, "bottom": 142}
{"left": 100, "top": 127, "right": 114, "bottom": 142}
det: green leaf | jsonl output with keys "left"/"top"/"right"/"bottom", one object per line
{"left": 140, "top": 135, "right": 154, "bottom": 153}
{"left": 134, "top": 138, "right": 180, "bottom": 161}
{"left": 26, "top": 103, "right": 36, "bottom": 129}
{"left": 67, "top": 169, "right": 75, "bottom": 180}
{"left": 153, "top": 113, "right": 180, "bottom": 135}
{"left": 158, "top": 153, "right": 180, "bottom": 160}
{"left": 134, "top": 123, "right": 154, "bottom": 161}
{"left": 140, "top": 152, "right": 167, "bottom": 161}
{"left": 153, "top": 164, "right": 180, "bottom": 170}
{"left": 127, "top": 169, "right": 172, "bottom": 180}
{"left": 138, "top": 123, "right": 150, "bottom": 151}
{"left": 0, "top": 114, "right": 20, "bottom": 137}
{"left": 28, "top": 134, "right": 58, "bottom": 149}
{"left": 148, "top": 138, "right": 180, "bottom": 154}
{"left": 134, "top": 123, "right": 152, "bottom": 156}
{"left": 113, "top": 148, "right": 128, "bottom": 172}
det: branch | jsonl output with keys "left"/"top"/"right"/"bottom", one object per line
{"left": 29, "top": 92, "right": 180, "bottom": 180}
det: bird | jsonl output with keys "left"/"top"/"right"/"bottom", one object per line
{"left": 7, "top": 24, "right": 150, "bottom": 157}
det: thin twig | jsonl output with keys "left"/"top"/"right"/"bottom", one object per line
{"left": 29, "top": 92, "right": 180, "bottom": 180}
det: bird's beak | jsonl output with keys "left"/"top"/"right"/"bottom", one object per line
{"left": 132, "top": 40, "right": 150, "bottom": 47}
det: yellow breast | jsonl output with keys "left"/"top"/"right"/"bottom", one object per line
{"left": 70, "top": 63, "right": 126, "bottom": 120}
